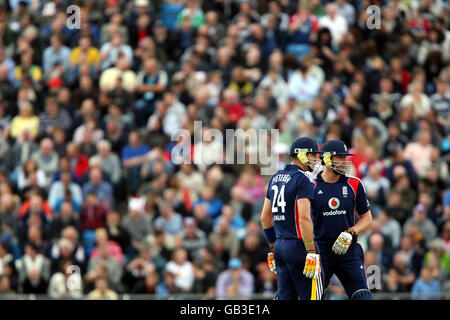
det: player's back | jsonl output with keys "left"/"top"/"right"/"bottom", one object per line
{"left": 266, "top": 164, "right": 315, "bottom": 240}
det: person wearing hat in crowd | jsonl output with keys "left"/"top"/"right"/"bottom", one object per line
{"left": 311, "top": 139, "right": 374, "bottom": 300}
{"left": 215, "top": 257, "right": 254, "bottom": 299}
{"left": 403, "top": 204, "right": 437, "bottom": 247}
{"left": 121, "top": 197, "right": 152, "bottom": 259}
{"left": 260, "top": 136, "right": 322, "bottom": 300}
{"left": 180, "top": 217, "right": 207, "bottom": 260}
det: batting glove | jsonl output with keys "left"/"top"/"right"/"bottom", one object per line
{"left": 303, "top": 250, "right": 321, "bottom": 279}
{"left": 267, "top": 252, "right": 276, "bottom": 274}
{"left": 332, "top": 228, "right": 356, "bottom": 255}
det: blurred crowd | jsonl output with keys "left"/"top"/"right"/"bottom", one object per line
{"left": 0, "top": 0, "right": 449, "bottom": 300}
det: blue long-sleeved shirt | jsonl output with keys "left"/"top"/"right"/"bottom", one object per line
{"left": 411, "top": 278, "right": 441, "bottom": 300}
{"left": 193, "top": 198, "right": 224, "bottom": 218}
{"left": 42, "top": 46, "right": 71, "bottom": 73}
{"left": 287, "top": 71, "right": 320, "bottom": 103}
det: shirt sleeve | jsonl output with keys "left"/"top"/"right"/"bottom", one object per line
{"left": 296, "top": 175, "right": 315, "bottom": 200}
{"left": 355, "top": 181, "right": 370, "bottom": 215}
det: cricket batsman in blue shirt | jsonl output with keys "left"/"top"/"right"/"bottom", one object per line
{"left": 312, "top": 140, "right": 374, "bottom": 300}
{"left": 260, "top": 137, "right": 323, "bottom": 300}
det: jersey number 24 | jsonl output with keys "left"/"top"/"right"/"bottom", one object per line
{"left": 271, "top": 185, "right": 286, "bottom": 213}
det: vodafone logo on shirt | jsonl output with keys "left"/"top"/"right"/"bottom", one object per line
{"left": 328, "top": 197, "right": 340, "bottom": 210}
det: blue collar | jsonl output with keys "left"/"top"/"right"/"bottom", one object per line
{"left": 316, "top": 172, "right": 347, "bottom": 183}
{"left": 284, "top": 164, "right": 302, "bottom": 171}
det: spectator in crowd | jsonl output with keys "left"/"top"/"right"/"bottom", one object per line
{"left": 15, "top": 242, "right": 51, "bottom": 294}
{"left": 48, "top": 230, "right": 86, "bottom": 275}
{"left": 30, "top": 138, "right": 59, "bottom": 187}
{"left": 48, "top": 202, "right": 80, "bottom": 243}
{"left": 16, "top": 159, "right": 46, "bottom": 193}
{"left": 379, "top": 210, "right": 402, "bottom": 250}
{"left": 7, "top": 130, "right": 38, "bottom": 173}
{"left": 215, "top": 257, "right": 254, "bottom": 298}
{"left": 193, "top": 186, "right": 223, "bottom": 219}
{"left": 99, "top": 55, "right": 136, "bottom": 93}
{"left": 362, "top": 165, "right": 391, "bottom": 212}
{"left": 287, "top": 61, "right": 321, "bottom": 106}
{"left": 121, "top": 131, "right": 150, "bottom": 196}
{"left": 153, "top": 201, "right": 183, "bottom": 236}
{"left": 48, "top": 259, "right": 83, "bottom": 299}
{"left": 0, "top": 0, "right": 447, "bottom": 300}
{"left": 286, "top": 4, "right": 317, "bottom": 60}
{"left": 411, "top": 266, "right": 441, "bottom": 300}
{"left": 87, "top": 276, "right": 118, "bottom": 300}
{"left": 69, "top": 36, "right": 100, "bottom": 70}
{"left": 100, "top": 32, "right": 133, "bottom": 71}
{"left": 86, "top": 242, "right": 122, "bottom": 292}
{"left": 318, "top": 2, "right": 348, "bottom": 47}
{"left": 96, "top": 140, "right": 122, "bottom": 187}
{"left": 121, "top": 197, "right": 152, "bottom": 258}
{"left": 403, "top": 130, "right": 434, "bottom": 178}
{"left": 47, "top": 171, "right": 83, "bottom": 214}
{"left": 42, "top": 34, "right": 71, "bottom": 77}
{"left": 82, "top": 167, "right": 113, "bottom": 210}
{"left": 165, "top": 247, "right": 194, "bottom": 293}
{"left": 10, "top": 101, "right": 39, "bottom": 140}
{"left": 38, "top": 96, "right": 72, "bottom": 137}
{"left": 366, "top": 231, "right": 393, "bottom": 271}
{"left": 180, "top": 217, "right": 207, "bottom": 259}
{"left": 122, "top": 246, "right": 157, "bottom": 293}
{"left": 403, "top": 204, "right": 437, "bottom": 246}
{"left": 80, "top": 192, "right": 108, "bottom": 233}
{"left": 65, "top": 142, "right": 89, "bottom": 181}
{"left": 134, "top": 57, "right": 168, "bottom": 126}
{"left": 209, "top": 217, "right": 240, "bottom": 260}
{"left": 254, "top": 262, "right": 277, "bottom": 298}
{"left": 386, "top": 251, "right": 416, "bottom": 294}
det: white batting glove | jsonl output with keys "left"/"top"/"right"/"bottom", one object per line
{"left": 303, "top": 251, "right": 321, "bottom": 279}
{"left": 332, "top": 229, "right": 356, "bottom": 255}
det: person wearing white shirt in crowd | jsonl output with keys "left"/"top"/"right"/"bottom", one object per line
{"left": 193, "top": 128, "right": 224, "bottom": 172}
{"left": 159, "top": 91, "right": 186, "bottom": 137}
{"left": 362, "top": 165, "right": 391, "bottom": 206}
{"left": 319, "top": 3, "right": 348, "bottom": 47}
{"left": 47, "top": 259, "right": 83, "bottom": 298}
{"left": 400, "top": 81, "right": 431, "bottom": 117}
{"left": 165, "top": 248, "right": 194, "bottom": 293}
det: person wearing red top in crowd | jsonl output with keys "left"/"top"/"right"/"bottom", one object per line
{"left": 390, "top": 56, "right": 411, "bottom": 94}
{"left": 348, "top": 135, "right": 367, "bottom": 179}
{"left": 18, "top": 189, "right": 53, "bottom": 219}
{"left": 358, "top": 145, "right": 385, "bottom": 179}
{"left": 80, "top": 192, "right": 108, "bottom": 232}
{"left": 90, "top": 228, "right": 124, "bottom": 266}
{"left": 66, "top": 142, "right": 89, "bottom": 181}
{"left": 408, "top": 10, "right": 431, "bottom": 37}
{"left": 218, "top": 89, "right": 245, "bottom": 126}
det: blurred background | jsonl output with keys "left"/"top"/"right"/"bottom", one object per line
{"left": 0, "top": 0, "right": 449, "bottom": 300}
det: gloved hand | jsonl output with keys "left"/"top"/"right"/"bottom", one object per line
{"left": 267, "top": 252, "right": 276, "bottom": 273}
{"left": 332, "top": 228, "right": 356, "bottom": 255}
{"left": 305, "top": 163, "right": 323, "bottom": 180}
{"left": 303, "top": 250, "right": 321, "bottom": 279}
